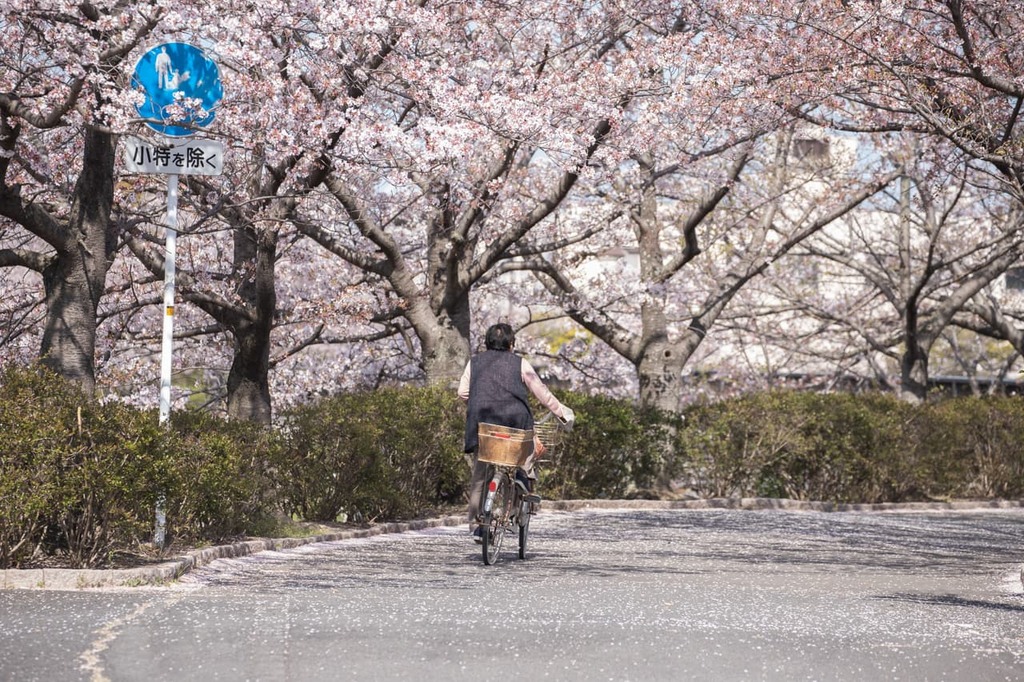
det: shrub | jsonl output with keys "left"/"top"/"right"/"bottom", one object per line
{"left": 278, "top": 386, "right": 465, "bottom": 522}
{"left": 5, "top": 363, "right": 1023, "bottom": 570}
{"left": 165, "top": 410, "right": 283, "bottom": 543}
{"left": 52, "top": 400, "right": 169, "bottom": 567}
{"left": 0, "top": 364, "right": 72, "bottom": 567}
{"left": 673, "top": 390, "right": 1024, "bottom": 503}
{"left": 674, "top": 391, "right": 914, "bottom": 502}
{"left": 0, "top": 364, "right": 282, "bottom": 568}
{"left": 913, "top": 396, "right": 1024, "bottom": 499}
{"left": 540, "top": 392, "right": 674, "bottom": 499}
{"left": 279, "top": 387, "right": 674, "bottom": 517}
{"left": 0, "top": 365, "right": 169, "bottom": 567}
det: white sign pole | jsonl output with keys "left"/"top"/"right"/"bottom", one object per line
{"left": 154, "top": 173, "right": 178, "bottom": 547}
{"left": 159, "top": 173, "right": 178, "bottom": 424}
{"left": 133, "top": 42, "right": 224, "bottom": 548}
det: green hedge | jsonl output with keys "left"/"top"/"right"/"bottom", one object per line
{"left": 0, "top": 365, "right": 169, "bottom": 567}
{"left": 4, "top": 363, "right": 1024, "bottom": 569}
{"left": 165, "top": 410, "right": 282, "bottom": 542}
{"left": 276, "top": 386, "right": 466, "bottom": 522}
{"left": 538, "top": 391, "right": 676, "bottom": 499}
{"left": 0, "top": 365, "right": 282, "bottom": 568}
{"left": 673, "top": 391, "right": 1024, "bottom": 502}
{"left": 673, "top": 392, "right": 911, "bottom": 502}
{"left": 912, "top": 396, "right": 1024, "bottom": 499}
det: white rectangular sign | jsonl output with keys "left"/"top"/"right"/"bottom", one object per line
{"left": 124, "top": 136, "right": 224, "bottom": 176}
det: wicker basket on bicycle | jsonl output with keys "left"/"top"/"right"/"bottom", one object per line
{"left": 532, "top": 416, "right": 564, "bottom": 464}
{"left": 477, "top": 423, "right": 534, "bottom": 467}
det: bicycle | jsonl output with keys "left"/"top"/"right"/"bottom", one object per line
{"left": 476, "top": 414, "right": 566, "bottom": 565}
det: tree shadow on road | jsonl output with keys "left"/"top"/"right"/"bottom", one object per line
{"left": 872, "top": 592, "right": 1024, "bottom": 613}
{"left": 539, "top": 508, "right": 1024, "bottom": 576}
{"left": 184, "top": 509, "right": 1024, "bottom": 591}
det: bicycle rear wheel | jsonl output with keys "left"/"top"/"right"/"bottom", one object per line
{"left": 518, "top": 496, "right": 530, "bottom": 559}
{"left": 482, "top": 475, "right": 511, "bottom": 565}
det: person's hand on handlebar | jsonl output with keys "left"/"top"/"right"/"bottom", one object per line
{"left": 559, "top": 406, "right": 576, "bottom": 431}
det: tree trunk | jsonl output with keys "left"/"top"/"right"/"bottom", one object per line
{"left": 637, "top": 342, "right": 687, "bottom": 412}
{"left": 900, "top": 340, "right": 929, "bottom": 404}
{"left": 419, "top": 290, "right": 471, "bottom": 387}
{"left": 226, "top": 321, "right": 273, "bottom": 423}
{"left": 635, "top": 296, "right": 687, "bottom": 413}
{"left": 40, "top": 255, "right": 98, "bottom": 395}
{"left": 39, "top": 129, "right": 117, "bottom": 397}
{"left": 899, "top": 295, "right": 929, "bottom": 404}
{"left": 896, "top": 174, "right": 928, "bottom": 404}
{"left": 635, "top": 321, "right": 708, "bottom": 413}
{"left": 224, "top": 225, "right": 276, "bottom": 423}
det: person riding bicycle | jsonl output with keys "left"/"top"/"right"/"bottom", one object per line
{"left": 458, "top": 323, "right": 575, "bottom": 542}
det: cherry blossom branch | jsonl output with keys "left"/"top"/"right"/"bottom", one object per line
{"left": 525, "top": 256, "right": 641, "bottom": 360}
{"left": 0, "top": 248, "right": 51, "bottom": 272}
{"left": 122, "top": 228, "right": 247, "bottom": 326}
{"left": 705, "top": 169, "right": 902, "bottom": 319}
{"left": 509, "top": 222, "right": 611, "bottom": 258}
{"left": 0, "top": 183, "right": 65, "bottom": 247}
{"left": 466, "top": 106, "right": 627, "bottom": 287}
{"left": 292, "top": 208, "right": 391, "bottom": 275}
{"left": 657, "top": 145, "right": 753, "bottom": 283}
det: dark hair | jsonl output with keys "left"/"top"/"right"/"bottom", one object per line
{"left": 484, "top": 323, "right": 515, "bottom": 351}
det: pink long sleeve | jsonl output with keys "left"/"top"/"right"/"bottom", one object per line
{"left": 521, "top": 359, "right": 566, "bottom": 419}
{"left": 457, "top": 362, "right": 471, "bottom": 402}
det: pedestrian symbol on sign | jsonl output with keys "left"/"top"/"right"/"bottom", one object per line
{"left": 155, "top": 47, "right": 172, "bottom": 89}
{"left": 132, "top": 43, "right": 223, "bottom": 137}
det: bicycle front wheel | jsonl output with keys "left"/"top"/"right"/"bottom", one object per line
{"left": 482, "top": 475, "right": 512, "bottom": 565}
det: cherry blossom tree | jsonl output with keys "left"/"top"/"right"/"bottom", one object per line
{"left": 103, "top": 1, "right": 424, "bottom": 421}
{"left": 518, "top": 125, "right": 899, "bottom": 411}
{"left": 284, "top": 1, "right": 723, "bottom": 386}
{"left": 721, "top": 1, "right": 1024, "bottom": 401}
{"left": 8, "top": 0, "right": 1024, "bottom": 418}
{"left": 735, "top": 143, "right": 1024, "bottom": 403}
{"left": 465, "top": 1, "right": 909, "bottom": 411}
{"left": 0, "top": 2, "right": 161, "bottom": 395}
{"left": 1, "top": 2, "right": 396, "bottom": 419}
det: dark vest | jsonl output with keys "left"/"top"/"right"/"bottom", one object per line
{"left": 464, "top": 350, "right": 533, "bottom": 452}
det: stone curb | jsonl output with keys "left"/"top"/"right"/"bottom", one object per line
{"left": 545, "top": 498, "right": 1024, "bottom": 513}
{"left": 3, "top": 499, "right": 1022, "bottom": 590}
{"left": 0, "top": 514, "right": 465, "bottom": 591}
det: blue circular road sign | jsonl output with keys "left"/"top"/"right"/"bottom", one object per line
{"left": 132, "top": 43, "right": 223, "bottom": 137}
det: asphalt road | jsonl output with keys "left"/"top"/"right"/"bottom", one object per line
{"left": 2, "top": 507, "right": 1023, "bottom": 681}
